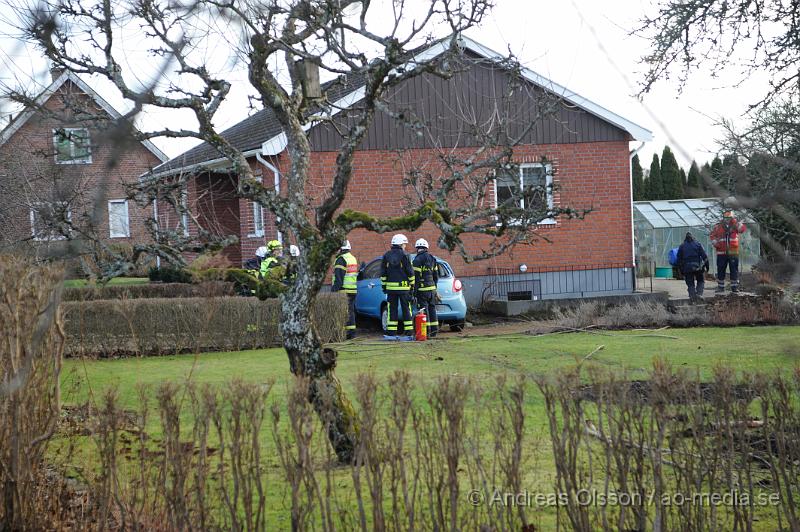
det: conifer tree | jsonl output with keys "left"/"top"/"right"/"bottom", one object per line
{"left": 686, "top": 161, "right": 702, "bottom": 197}
{"left": 660, "top": 146, "right": 683, "bottom": 199}
{"left": 632, "top": 154, "right": 645, "bottom": 201}
{"left": 647, "top": 153, "right": 662, "bottom": 200}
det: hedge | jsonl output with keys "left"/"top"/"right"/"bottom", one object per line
{"left": 62, "top": 281, "right": 236, "bottom": 302}
{"left": 62, "top": 293, "right": 348, "bottom": 357}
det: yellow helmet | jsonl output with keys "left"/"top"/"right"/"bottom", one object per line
{"left": 267, "top": 239, "right": 282, "bottom": 251}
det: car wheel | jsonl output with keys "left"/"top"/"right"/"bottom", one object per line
{"left": 449, "top": 321, "right": 465, "bottom": 332}
{"left": 381, "top": 305, "right": 389, "bottom": 332}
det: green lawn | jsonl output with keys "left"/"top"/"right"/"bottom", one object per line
{"left": 58, "top": 326, "right": 800, "bottom": 529}
{"left": 63, "top": 277, "right": 150, "bottom": 288}
{"left": 63, "top": 326, "right": 800, "bottom": 408}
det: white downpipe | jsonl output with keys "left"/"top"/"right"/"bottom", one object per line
{"left": 255, "top": 152, "right": 282, "bottom": 243}
{"left": 629, "top": 142, "right": 646, "bottom": 274}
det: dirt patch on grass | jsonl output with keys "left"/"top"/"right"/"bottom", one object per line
{"left": 575, "top": 379, "right": 758, "bottom": 405}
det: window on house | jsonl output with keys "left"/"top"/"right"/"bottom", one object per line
{"left": 53, "top": 128, "right": 91, "bottom": 164}
{"left": 494, "top": 163, "right": 554, "bottom": 224}
{"left": 252, "top": 201, "right": 265, "bottom": 237}
{"left": 179, "top": 187, "right": 189, "bottom": 237}
{"left": 248, "top": 172, "right": 265, "bottom": 237}
{"left": 108, "top": 199, "right": 130, "bottom": 238}
{"left": 30, "top": 202, "right": 71, "bottom": 241}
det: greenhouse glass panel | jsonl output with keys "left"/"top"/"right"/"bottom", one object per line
{"left": 633, "top": 199, "right": 761, "bottom": 274}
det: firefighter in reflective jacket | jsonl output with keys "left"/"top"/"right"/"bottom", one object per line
{"left": 412, "top": 238, "right": 439, "bottom": 337}
{"left": 260, "top": 240, "right": 283, "bottom": 278}
{"left": 332, "top": 240, "right": 358, "bottom": 340}
{"left": 381, "top": 234, "right": 415, "bottom": 337}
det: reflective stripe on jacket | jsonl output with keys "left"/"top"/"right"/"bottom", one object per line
{"left": 412, "top": 251, "right": 438, "bottom": 292}
{"left": 332, "top": 252, "right": 358, "bottom": 294}
{"left": 380, "top": 246, "right": 415, "bottom": 291}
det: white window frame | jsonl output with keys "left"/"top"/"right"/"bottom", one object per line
{"left": 493, "top": 162, "right": 556, "bottom": 225}
{"left": 248, "top": 174, "right": 265, "bottom": 237}
{"left": 53, "top": 127, "right": 92, "bottom": 164}
{"left": 179, "top": 187, "right": 190, "bottom": 237}
{"left": 30, "top": 202, "right": 72, "bottom": 241}
{"left": 251, "top": 201, "right": 265, "bottom": 237}
{"left": 108, "top": 199, "right": 130, "bottom": 238}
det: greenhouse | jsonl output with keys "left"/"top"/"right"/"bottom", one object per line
{"left": 633, "top": 199, "right": 761, "bottom": 278}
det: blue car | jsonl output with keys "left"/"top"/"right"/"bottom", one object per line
{"left": 355, "top": 255, "right": 467, "bottom": 332}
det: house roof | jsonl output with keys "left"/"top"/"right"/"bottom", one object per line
{"left": 0, "top": 70, "right": 168, "bottom": 162}
{"left": 153, "top": 35, "right": 652, "bottom": 177}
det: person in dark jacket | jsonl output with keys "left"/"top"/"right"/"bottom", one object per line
{"left": 412, "top": 238, "right": 439, "bottom": 337}
{"left": 381, "top": 234, "right": 415, "bottom": 338}
{"left": 677, "top": 232, "right": 709, "bottom": 303}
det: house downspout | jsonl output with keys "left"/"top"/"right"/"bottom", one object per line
{"left": 255, "top": 152, "right": 282, "bottom": 243}
{"left": 629, "top": 141, "right": 646, "bottom": 289}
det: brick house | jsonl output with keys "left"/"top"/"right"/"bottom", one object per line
{"left": 151, "top": 37, "right": 651, "bottom": 305}
{"left": 0, "top": 69, "right": 167, "bottom": 260}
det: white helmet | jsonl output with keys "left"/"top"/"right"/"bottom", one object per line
{"left": 289, "top": 244, "right": 300, "bottom": 257}
{"left": 255, "top": 246, "right": 268, "bottom": 258}
{"left": 341, "top": 240, "right": 351, "bottom": 250}
{"left": 415, "top": 238, "right": 429, "bottom": 249}
{"left": 391, "top": 234, "right": 408, "bottom": 246}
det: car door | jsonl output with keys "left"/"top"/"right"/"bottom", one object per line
{"left": 355, "top": 258, "right": 384, "bottom": 317}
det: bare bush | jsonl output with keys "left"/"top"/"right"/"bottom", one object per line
{"left": 548, "top": 296, "right": 800, "bottom": 331}
{"left": 537, "top": 360, "right": 800, "bottom": 531}
{"left": 61, "top": 293, "right": 347, "bottom": 357}
{"left": 62, "top": 281, "right": 235, "bottom": 302}
{"left": 0, "top": 256, "right": 65, "bottom": 529}
{"left": 600, "top": 300, "right": 672, "bottom": 328}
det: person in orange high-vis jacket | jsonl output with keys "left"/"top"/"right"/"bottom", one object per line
{"left": 709, "top": 210, "right": 746, "bottom": 293}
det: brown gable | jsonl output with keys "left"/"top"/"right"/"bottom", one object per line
{"left": 307, "top": 54, "right": 629, "bottom": 152}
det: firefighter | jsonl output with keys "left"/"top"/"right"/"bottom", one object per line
{"left": 245, "top": 246, "right": 268, "bottom": 277}
{"left": 710, "top": 210, "right": 747, "bottom": 293}
{"left": 284, "top": 244, "right": 300, "bottom": 284}
{"left": 412, "top": 238, "right": 439, "bottom": 337}
{"left": 381, "top": 234, "right": 415, "bottom": 338}
{"left": 260, "top": 239, "right": 283, "bottom": 278}
{"left": 332, "top": 240, "right": 358, "bottom": 340}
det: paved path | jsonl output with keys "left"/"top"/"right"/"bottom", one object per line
{"left": 638, "top": 278, "right": 752, "bottom": 302}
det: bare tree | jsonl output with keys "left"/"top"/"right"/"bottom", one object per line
{"left": 716, "top": 98, "right": 800, "bottom": 256}
{"left": 14, "top": 0, "right": 585, "bottom": 461}
{"left": 636, "top": 0, "right": 800, "bottom": 108}
{"left": 638, "top": 0, "right": 800, "bottom": 290}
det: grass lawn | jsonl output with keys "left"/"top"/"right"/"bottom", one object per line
{"left": 63, "top": 326, "right": 800, "bottom": 408}
{"left": 58, "top": 325, "right": 800, "bottom": 529}
{"left": 63, "top": 277, "right": 150, "bottom": 288}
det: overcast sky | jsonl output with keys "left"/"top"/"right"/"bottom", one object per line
{"left": 0, "top": 0, "right": 773, "bottom": 169}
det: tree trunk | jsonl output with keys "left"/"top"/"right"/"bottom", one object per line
{"left": 279, "top": 284, "right": 358, "bottom": 463}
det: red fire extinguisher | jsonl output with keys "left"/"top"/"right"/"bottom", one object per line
{"left": 414, "top": 309, "right": 428, "bottom": 341}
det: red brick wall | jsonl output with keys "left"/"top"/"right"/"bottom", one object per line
{"left": 0, "top": 80, "right": 163, "bottom": 248}
{"left": 162, "top": 140, "right": 631, "bottom": 274}
{"left": 239, "top": 161, "right": 281, "bottom": 264}
{"left": 298, "top": 141, "right": 633, "bottom": 277}
{"left": 157, "top": 160, "right": 283, "bottom": 266}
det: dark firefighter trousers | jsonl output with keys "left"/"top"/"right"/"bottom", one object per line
{"left": 416, "top": 291, "right": 438, "bottom": 336}
{"left": 345, "top": 293, "right": 356, "bottom": 333}
{"left": 387, "top": 292, "right": 414, "bottom": 336}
